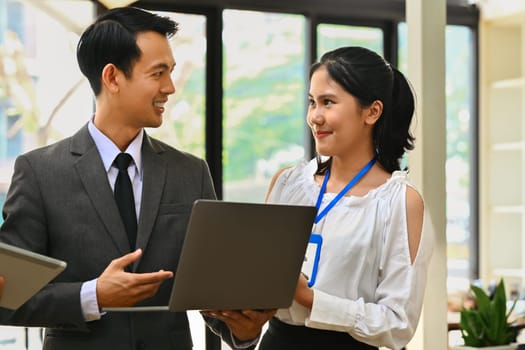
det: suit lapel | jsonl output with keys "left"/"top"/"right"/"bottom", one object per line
{"left": 72, "top": 125, "right": 131, "bottom": 255}
{"left": 134, "top": 134, "right": 167, "bottom": 271}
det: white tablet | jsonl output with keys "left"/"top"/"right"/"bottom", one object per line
{"left": 0, "top": 242, "right": 67, "bottom": 310}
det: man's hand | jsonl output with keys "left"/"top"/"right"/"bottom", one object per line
{"left": 96, "top": 249, "right": 173, "bottom": 308}
{"left": 202, "top": 309, "right": 276, "bottom": 341}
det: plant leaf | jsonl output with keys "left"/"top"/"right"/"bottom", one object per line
{"left": 470, "top": 284, "right": 490, "bottom": 314}
{"left": 460, "top": 308, "right": 487, "bottom": 346}
{"left": 459, "top": 279, "right": 516, "bottom": 346}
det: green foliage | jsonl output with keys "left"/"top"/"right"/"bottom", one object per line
{"left": 223, "top": 57, "right": 305, "bottom": 181}
{"left": 460, "top": 279, "right": 517, "bottom": 347}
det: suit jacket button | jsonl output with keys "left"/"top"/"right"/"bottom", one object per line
{"left": 136, "top": 340, "right": 146, "bottom": 350}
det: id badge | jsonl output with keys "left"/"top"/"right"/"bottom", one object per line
{"left": 301, "top": 233, "right": 322, "bottom": 287}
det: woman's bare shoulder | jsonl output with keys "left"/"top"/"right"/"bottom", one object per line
{"left": 406, "top": 185, "right": 424, "bottom": 263}
{"left": 265, "top": 166, "right": 294, "bottom": 202}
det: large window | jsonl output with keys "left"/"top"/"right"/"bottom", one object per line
{"left": 222, "top": 10, "right": 306, "bottom": 202}
{"left": 0, "top": 1, "right": 95, "bottom": 229}
{"left": 317, "top": 23, "right": 383, "bottom": 57}
{"left": 398, "top": 22, "right": 476, "bottom": 292}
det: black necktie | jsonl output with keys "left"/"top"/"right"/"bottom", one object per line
{"left": 114, "top": 153, "right": 137, "bottom": 249}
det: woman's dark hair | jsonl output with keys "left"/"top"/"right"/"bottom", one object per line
{"left": 311, "top": 46, "right": 415, "bottom": 174}
{"left": 77, "top": 7, "right": 179, "bottom": 96}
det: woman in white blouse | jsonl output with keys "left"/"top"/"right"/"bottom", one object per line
{"left": 259, "top": 46, "right": 433, "bottom": 350}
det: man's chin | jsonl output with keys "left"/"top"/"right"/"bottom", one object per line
{"left": 148, "top": 116, "right": 163, "bottom": 128}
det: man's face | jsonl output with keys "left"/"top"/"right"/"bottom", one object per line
{"left": 117, "top": 31, "right": 176, "bottom": 129}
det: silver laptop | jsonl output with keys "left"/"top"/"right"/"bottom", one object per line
{"left": 0, "top": 242, "right": 67, "bottom": 309}
{"left": 104, "top": 199, "right": 316, "bottom": 312}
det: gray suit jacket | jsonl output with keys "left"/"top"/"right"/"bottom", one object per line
{"left": 0, "top": 124, "right": 239, "bottom": 349}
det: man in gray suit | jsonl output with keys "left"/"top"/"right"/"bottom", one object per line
{"left": 0, "top": 6, "right": 273, "bottom": 349}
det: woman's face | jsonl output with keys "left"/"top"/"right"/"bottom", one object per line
{"left": 307, "top": 66, "right": 372, "bottom": 157}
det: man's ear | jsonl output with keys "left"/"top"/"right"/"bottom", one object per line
{"left": 101, "top": 63, "right": 121, "bottom": 94}
{"left": 364, "top": 100, "right": 383, "bottom": 125}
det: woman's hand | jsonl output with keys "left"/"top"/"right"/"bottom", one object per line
{"left": 202, "top": 309, "right": 276, "bottom": 341}
{"left": 294, "top": 273, "right": 313, "bottom": 308}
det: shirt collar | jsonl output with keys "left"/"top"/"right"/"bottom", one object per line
{"left": 88, "top": 118, "right": 143, "bottom": 178}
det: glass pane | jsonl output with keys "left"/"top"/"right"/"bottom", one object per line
{"left": 0, "top": 1, "right": 95, "bottom": 346}
{"left": 223, "top": 10, "right": 307, "bottom": 202}
{"left": 398, "top": 23, "right": 475, "bottom": 294}
{"left": 444, "top": 25, "right": 474, "bottom": 294}
{"left": 0, "top": 0, "right": 95, "bottom": 224}
{"left": 148, "top": 12, "right": 206, "bottom": 158}
{"left": 317, "top": 23, "right": 383, "bottom": 58}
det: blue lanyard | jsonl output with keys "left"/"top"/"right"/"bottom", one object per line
{"left": 314, "top": 158, "right": 376, "bottom": 224}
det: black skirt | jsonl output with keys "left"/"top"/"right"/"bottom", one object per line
{"left": 258, "top": 317, "right": 379, "bottom": 350}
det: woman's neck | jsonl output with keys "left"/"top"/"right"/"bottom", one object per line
{"left": 329, "top": 151, "right": 376, "bottom": 184}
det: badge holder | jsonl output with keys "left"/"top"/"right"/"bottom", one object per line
{"left": 301, "top": 233, "right": 322, "bottom": 287}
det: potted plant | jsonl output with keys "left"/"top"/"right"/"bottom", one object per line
{"left": 453, "top": 279, "right": 519, "bottom": 349}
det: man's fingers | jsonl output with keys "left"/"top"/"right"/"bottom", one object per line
{"left": 110, "top": 249, "right": 143, "bottom": 270}
{"left": 126, "top": 280, "right": 165, "bottom": 300}
{"left": 133, "top": 270, "right": 173, "bottom": 286}
{"left": 111, "top": 270, "right": 173, "bottom": 293}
